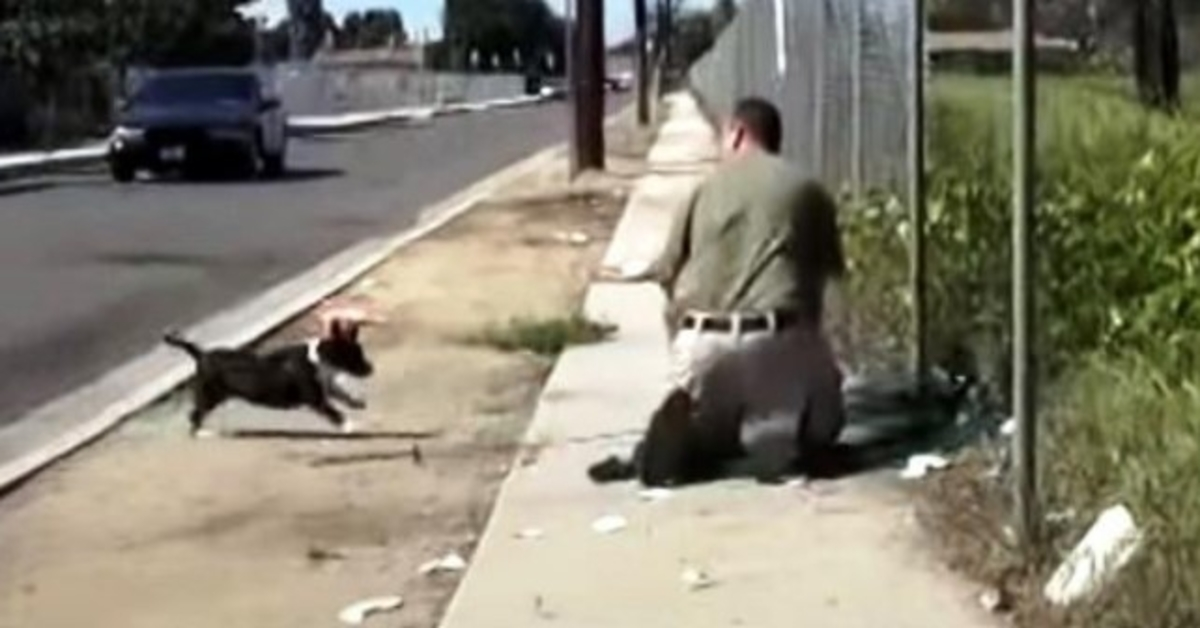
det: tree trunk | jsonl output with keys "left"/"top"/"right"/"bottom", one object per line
{"left": 1134, "top": 0, "right": 1181, "bottom": 111}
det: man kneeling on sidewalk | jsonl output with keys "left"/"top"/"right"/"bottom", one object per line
{"left": 594, "top": 97, "right": 847, "bottom": 486}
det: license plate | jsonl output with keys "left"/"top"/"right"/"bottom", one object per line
{"left": 159, "top": 146, "right": 185, "bottom": 162}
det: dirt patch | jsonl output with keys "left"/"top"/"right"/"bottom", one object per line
{"left": 0, "top": 112, "right": 655, "bottom": 628}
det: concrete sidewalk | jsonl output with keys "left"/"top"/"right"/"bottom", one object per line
{"left": 436, "top": 93, "right": 997, "bottom": 628}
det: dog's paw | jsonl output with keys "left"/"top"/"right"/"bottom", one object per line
{"left": 191, "top": 428, "right": 218, "bottom": 440}
{"left": 339, "top": 420, "right": 358, "bottom": 435}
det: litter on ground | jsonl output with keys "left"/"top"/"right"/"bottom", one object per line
{"left": 337, "top": 595, "right": 403, "bottom": 625}
{"left": 638, "top": 488, "right": 674, "bottom": 502}
{"left": 515, "top": 528, "right": 545, "bottom": 540}
{"left": 418, "top": 552, "right": 469, "bottom": 575}
{"left": 591, "top": 514, "right": 628, "bottom": 534}
{"left": 1044, "top": 504, "right": 1143, "bottom": 606}
{"left": 899, "top": 453, "right": 951, "bottom": 480}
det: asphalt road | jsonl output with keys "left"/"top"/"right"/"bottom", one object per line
{"left": 0, "top": 98, "right": 624, "bottom": 427}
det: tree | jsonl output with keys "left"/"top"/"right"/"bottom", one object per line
{"left": 359, "top": 9, "right": 406, "bottom": 48}
{"left": 711, "top": 0, "right": 737, "bottom": 35}
{"left": 286, "top": 0, "right": 324, "bottom": 59}
{"left": 442, "top": 0, "right": 564, "bottom": 73}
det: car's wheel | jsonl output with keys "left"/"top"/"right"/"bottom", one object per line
{"left": 262, "top": 149, "right": 285, "bottom": 179}
{"left": 110, "top": 157, "right": 136, "bottom": 183}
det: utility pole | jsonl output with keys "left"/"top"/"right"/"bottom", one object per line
{"left": 565, "top": 0, "right": 578, "bottom": 176}
{"left": 634, "top": 0, "right": 650, "bottom": 126}
{"left": 1012, "top": 0, "right": 1040, "bottom": 553}
{"left": 574, "top": 0, "right": 605, "bottom": 172}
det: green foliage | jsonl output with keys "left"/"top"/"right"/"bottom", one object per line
{"left": 845, "top": 74, "right": 1200, "bottom": 382}
{"left": 841, "top": 73, "right": 1200, "bottom": 623}
{"left": 1043, "top": 355, "right": 1200, "bottom": 627}
{"left": 468, "top": 314, "right": 616, "bottom": 357}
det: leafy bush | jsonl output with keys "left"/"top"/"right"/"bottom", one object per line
{"left": 846, "top": 74, "right": 1200, "bottom": 383}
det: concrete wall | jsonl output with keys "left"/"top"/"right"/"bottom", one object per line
{"left": 271, "top": 63, "right": 526, "bottom": 115}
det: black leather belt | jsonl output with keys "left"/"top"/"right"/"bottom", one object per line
{"left": 680, "top": 311, "right": 800, "bottom": 334}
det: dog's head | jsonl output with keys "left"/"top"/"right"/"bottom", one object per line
{"left": 315, "top": 317, "right": 375, "bottom": 378}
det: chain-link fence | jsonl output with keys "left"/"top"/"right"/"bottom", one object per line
{"left": 689, "top": 0, "right": 914, "bottom": 197}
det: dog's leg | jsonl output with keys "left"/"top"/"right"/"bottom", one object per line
{"left": 310, "top": 397, "right": 351, "bottom": 433}
{"left": 188, "top": 389, "right": 225, "bottom": 439}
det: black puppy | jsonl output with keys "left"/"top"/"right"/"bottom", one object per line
{"left": 163, "top": 320, "right": 374, "bottom": 437}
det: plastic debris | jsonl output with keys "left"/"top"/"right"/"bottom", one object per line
{"left": 1044, "top": 504, "right": 1143, "bottom": 606}
{"left": 978, "top": 587, "right": 1011, "bottom": 614}
{"left": 338, "top": 595, "right": 403, "bottom": 625}
{"left": 681, "top": 567, "right": 717, "bottom": 591}
{"left": 637, "top": 488, "right": 674, "bottom": 502}
{"left": 418, "top": 552, "right": 468, "bottom": 575}
{"left": 515, "top": 528, "right": 545, "bottom": 541}
{"left": 554, "top": 230, "right": 592, "bottom": 246}
{"left": 899, "top": 453, "right": 951, "bottom": 480}
{"left": 591, "top": 514, "right": 628, "bottom": 534}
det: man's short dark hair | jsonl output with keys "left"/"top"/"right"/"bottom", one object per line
{"left": 732, "top": 97, "right": 783, "bottom": 154}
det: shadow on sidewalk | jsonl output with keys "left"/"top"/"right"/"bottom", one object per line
{"left": 224, "top": 428, "right": 441, "bottom": 441}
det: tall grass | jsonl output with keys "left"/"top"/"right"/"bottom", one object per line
{"left": 842, "top": 73, "right": 1200, "bottom": 625}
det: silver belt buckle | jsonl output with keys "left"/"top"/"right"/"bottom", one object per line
{"left": 765, "top": 311, "right": 778, "bottom": 332}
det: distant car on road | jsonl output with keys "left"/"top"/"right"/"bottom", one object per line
{"left": 605, "top": 72, "right": 634, "bottom": 93}
{"left": 107, "top": 68, "right": 288, "bottom": 183}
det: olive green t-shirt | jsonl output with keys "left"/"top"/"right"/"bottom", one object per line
{"left": 652, "top": 150, "right": 840, "bottom": 323}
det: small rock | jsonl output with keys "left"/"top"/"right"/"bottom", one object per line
{"left": 307, "top": 545, "right": 348, "bottom": 563}
{"left": 681, "top": 567, "right": 717, "bottom": 591}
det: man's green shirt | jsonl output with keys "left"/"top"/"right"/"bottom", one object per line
{"left": 653, "top": 149, "right": 827, "bottom": 322}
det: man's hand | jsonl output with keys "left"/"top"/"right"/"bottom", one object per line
{"left": 594, "top": 259, "right": 657, "bottom": 283}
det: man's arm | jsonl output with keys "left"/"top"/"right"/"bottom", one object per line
{"left": 599, "top": 189, "right": 697, "bottom": 286}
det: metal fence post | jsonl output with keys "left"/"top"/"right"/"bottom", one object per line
{"left": 850, "top": 0, "right": 863, "bottom": 196}
{"left": 909, "top": 0, "right": 928, "bottom": 391}
{"left": 814, "top": 0, "right": 826, "bottom": 179}
{"left": 1012, "top": 0, "right": 1040, "bottom": 553}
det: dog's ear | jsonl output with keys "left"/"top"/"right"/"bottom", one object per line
{"left": 329, "top": 318, "right": 361, "bottom": 342}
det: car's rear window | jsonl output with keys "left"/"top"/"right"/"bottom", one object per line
{"left": 133, "top": 73, "right": 258, "bottom": 106}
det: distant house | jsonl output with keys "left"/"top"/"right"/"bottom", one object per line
{"left": 928, "top": 30, "right": 1083, "bottom": 73}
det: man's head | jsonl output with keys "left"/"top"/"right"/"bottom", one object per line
{"left": 722, "top": 97, "right": 783, "bottom": 158}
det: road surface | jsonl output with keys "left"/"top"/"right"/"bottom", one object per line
{"left": 0, "top": 97, "right": 624, "bottom": 427}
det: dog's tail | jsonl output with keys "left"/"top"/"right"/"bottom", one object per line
{"left": 163, "top": 331, "right": 204, "bottom": 361}
{"left": 587, "top": 455, "right": 638, "bottom": 484}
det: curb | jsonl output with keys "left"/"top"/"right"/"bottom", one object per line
{"left": 0, "top": 141, "right": 566, "bottom": 492}
{"left": 0, "top": 95, "right": 549, "bottom": 179}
